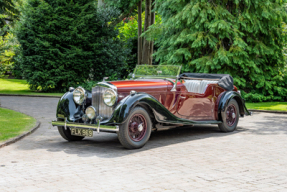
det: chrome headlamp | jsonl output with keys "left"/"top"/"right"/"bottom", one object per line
{"left": 103, "top": 89, "right": 117, "bottom": 106}
{"left": 85, "top": 106, "right": 96, "bottom": 120}
{"left": 73, "top": 87, "right": 86, "bottom": 105}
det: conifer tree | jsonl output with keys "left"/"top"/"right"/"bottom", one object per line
{"left": 15, "top": 0, "right": 129, "bottom": 92}
{"left": 147, "top": 0, "right": 287, "bottom": 101}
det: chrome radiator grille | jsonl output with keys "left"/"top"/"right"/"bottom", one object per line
{"left": 92, "top": 86, "right": 114, "bottom": 121}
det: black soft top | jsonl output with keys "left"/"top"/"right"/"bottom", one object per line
{"left": 179, "top": 73, "right": 234, "bottom": 91}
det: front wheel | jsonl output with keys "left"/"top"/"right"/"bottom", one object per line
{"left": 218, "top": 99, "right": 239, "bottom": 132}
{"left": 117, "top": 107, "right": 152, "bottom": 149}
{"left": 57, "top": 119, "right": 84, "bottom": 141}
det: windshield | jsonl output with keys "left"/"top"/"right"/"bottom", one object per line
{"left": 133, "top": 65, "right": 182, "bottom": 79}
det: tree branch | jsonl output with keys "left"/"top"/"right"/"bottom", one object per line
{"left": 109, "top": 2, "right": 139, "bottom": 27}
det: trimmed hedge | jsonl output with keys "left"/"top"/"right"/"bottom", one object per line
{"left": 15, "top": 0, "right": 130, "bottom": 92}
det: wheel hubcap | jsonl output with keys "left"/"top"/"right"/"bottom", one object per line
{"left": 128, "top": 114, "right": 147, "bottom": 142}
{"left": 226, "top": 104, "right": 237, "bottom": 126}
{"left": 138, "top": 123, "right": 143, "bottom": 132}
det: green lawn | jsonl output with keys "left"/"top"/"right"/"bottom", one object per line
{"left": 246, "top": 102, "right": 287, "bottom": 112}
{"left": 0, "top": 79, "right": 63, "bottom": 97}
{"left": 0, "top": 108, "right": 37, "bottom": 142}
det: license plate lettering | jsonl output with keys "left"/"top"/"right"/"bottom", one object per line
{"left": 70, "top": 128, "right": 93, "bottom": 137}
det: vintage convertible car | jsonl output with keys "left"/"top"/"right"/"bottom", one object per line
{"left": 52, "top": 65, "right": 251, "bottom": 149}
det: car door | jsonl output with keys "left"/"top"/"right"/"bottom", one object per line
{"left": 176, "top": 82, "right": 215, "bottom": 120}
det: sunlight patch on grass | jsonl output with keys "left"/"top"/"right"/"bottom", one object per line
{"left": 0, "top": 79, "right": 63, "bottom": 97}
{"left": 246, "top": 102, "right": 287, "bottom": 112}
{"left": 0, "top": 108, "right": 36, "bottom": 142}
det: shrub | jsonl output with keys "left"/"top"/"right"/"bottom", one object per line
{"left": 15, "top": 0, "right": 130, "bottom": 92}
{"left": 0, "top": 33, "right": 19, "bottom": 78}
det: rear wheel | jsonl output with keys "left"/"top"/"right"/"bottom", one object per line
{"left": 57, "top": 119, "right": 84, "bottom": 141}
{"left": 218, "top": 99, "right": 239, "bottom": 132}
{"left": 117, "top": 107, "right": 152, "bottom": 149}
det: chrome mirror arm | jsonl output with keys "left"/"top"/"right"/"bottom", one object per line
{"left": 165, "top": 77, "right": 179, "bottom": 92}
{"left": 171, "top": 76, "right": 179, "bottom": 92}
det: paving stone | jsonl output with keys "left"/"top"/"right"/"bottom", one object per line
{"left": 1, "top": 96, "right": 287, "bottom": 191}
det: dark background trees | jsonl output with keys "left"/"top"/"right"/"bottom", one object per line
{"left": 0, "top": 0, "right": 19, "bottom": 77}
{"left": 105, "top": 0, "right": 156, "bottom": 65}
{"left": 0, "top": 0, "right": 19, "bottom": 34}
{"left": 15, "top": 0, "right": 130, "bottom": 92}
{"left": 1, "top": 0, "right": 287, "bottom": 102}
{"left": 146, "top": 0, "right": 287, "bottom": 102}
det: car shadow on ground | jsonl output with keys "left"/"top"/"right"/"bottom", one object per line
{"left": 16, "top": 124, "right": 247, "bottom": 158}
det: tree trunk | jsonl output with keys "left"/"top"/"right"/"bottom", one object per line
{"left": 141, "top": 0, "right": 151, "bottom": 65}
{"left": 138, "top": 1, "right": 142, "bottom": 65}
{"left": 149, "top": 0, "right": 155, "bottom": 65}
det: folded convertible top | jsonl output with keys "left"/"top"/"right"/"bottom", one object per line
{"left": 179, "top": 73, "right": 234, "bottom": 91}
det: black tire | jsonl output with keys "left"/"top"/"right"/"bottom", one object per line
{"left": 117, "top": 107, "right": 152, "bottom": 149}
{"left": 218, "top": 99, "right": 239, "bottom": 132}
{"left": 57, "top": 119, "right": 84, "bottom": 141}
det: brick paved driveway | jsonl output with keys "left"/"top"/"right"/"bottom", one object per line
{"left": 0, "top": 96, "right": 287, "bottom": 192}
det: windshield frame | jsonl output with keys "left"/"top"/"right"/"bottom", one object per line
{"left": 133, "top": 65, "right": 182, "bottom": 79}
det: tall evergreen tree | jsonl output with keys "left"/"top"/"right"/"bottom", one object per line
{"left": 146, "top": 0, "right": 287, "bottom": 101}
{"left": 15, "top": 0, "right": 130, "bottom": 92}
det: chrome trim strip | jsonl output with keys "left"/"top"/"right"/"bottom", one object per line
{"left": 97, "top": 82, "right": 117, "bottom": 91}
{"left": 51, "top": 121, "right": 119, "bottom": 133}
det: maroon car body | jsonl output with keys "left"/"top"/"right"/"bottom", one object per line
{"left": 52, "top": 65, "right": 251, "bottom": 149}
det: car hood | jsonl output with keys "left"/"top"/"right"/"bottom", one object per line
{"left": 110, "top": 79, "right": 172, "bottom": 93}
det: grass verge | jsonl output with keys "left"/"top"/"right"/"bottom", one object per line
{"left": 0, "top": 79, "right": 63, "bottom": 97}
{"left": 0, "top": 108, "right": 37, "bottom": 142}
{"left": 246, "top": 102, "right": 287, "bottom": 112}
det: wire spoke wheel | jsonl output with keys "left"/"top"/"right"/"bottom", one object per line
{"left": 128, "top": 114, "right": 147, "bottom": 142}
{"left": 226, "top": 104, "right": 237, "bottom": 127}
{"left": 118, "top": 107, "right": 152, "bottom": 149}
{"left": 218, "top": 99, "right": 239, "bottom": 133}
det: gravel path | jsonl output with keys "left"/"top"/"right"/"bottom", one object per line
{"left": 0, "top": 96, "right": 287, "bottom": 191}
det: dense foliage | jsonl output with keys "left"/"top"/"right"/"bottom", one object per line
{"left": 146, "top": 0, "right": 287, "bottom": 102}
{"left": 15, "top": 0, "right": 130, "bottom": 92}
{"left": 0, "top": 0, "right": 19, "bottom": 35}
{"left": 134, "top": 65, "right": 180, "bottom": 76}
{"left": 104, "top": 0, "right": 140, "bottom": 13}
{"left": 117, "top": 12, "right": 162, "bottom": 72}
{"left": 0, "top": 33, "right": 18, "bottom": 77}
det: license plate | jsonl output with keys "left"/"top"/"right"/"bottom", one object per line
{"left": 70, "top": 128, "right": 93, "bottom": 137}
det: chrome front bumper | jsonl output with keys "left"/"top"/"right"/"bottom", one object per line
{"left": 51, "top": 120, "right": 119, "bottom": 133}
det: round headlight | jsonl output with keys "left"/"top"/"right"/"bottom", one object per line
{"left": 73, "top": 87, "right": 86, "bottom": 105}
{"left": 85, "top": 106, "right": 96, "bottom": 120}
{"left": 103, "top": 89, "right": 117, "bottom": 106}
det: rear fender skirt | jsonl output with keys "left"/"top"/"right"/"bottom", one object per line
{"left": 111, "top": 93, "right": 221, "bottom": 125}
{"left": 218, "top": 91, "right": 251, "bottom": 121}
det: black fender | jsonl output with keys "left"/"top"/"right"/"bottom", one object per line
{"left": 111, "top": 93, "right": 221, "bottom": 125}
{"left": 218, "top": 91, "right": 251, "bottom": 121}
{"left": 56, "top": 91, "right": 87, "bottom": 122}
{"left": 112, "top": 93, "right": 178, "bottom": 124}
